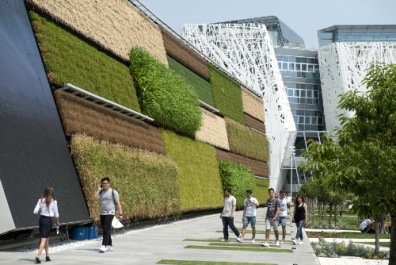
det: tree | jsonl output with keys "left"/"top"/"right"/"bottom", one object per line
{"left": 300, "top": 64, "right": 396, "bottom": 263}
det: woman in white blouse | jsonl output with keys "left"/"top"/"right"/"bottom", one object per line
{"left": 33, "top": 187, "right": 60, "bottom": 264}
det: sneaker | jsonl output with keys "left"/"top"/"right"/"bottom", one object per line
{"left": 291, "top": 239, "right": 297, "bottom": 245}
{"left": 221, "top": 239, "right": 228, "bottom": 242}
{"left": 299, "top": 241, "right": 304, "bottom": 245}
{"left": 99, "top": 245, "right": 107, "bottom": 253}
{"left": 280, "top": 240, "right": 285, "bottom": 244}
{"left": 236, "top": 236, "right": 243, "bottom": 243}
{"left": 251, "top": 238, "right": 255, "bottom": 243}
{"left": 275, "top": 240, "right": 280, "bottom": 246}
{"left": 106, "top": 245, "right": 113, "bottom": 252}
{"left": 261, "top": 242, "right": 269, "bottom": 247}
{"left": 45, "top": 256, "right": 51, "bottom": 261}
{"left": 35, "top": 257, "right": 41, "bottom": 264}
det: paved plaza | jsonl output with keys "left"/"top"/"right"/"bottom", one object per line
{"left": 0, "top": 208, "right": 389, "bottom": 265}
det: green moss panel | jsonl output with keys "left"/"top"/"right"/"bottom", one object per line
{"left": 208, "top": 64, "right": 244, "bottom": 124}
{"left": 167, "top": 56, "right": 214, "bottom": 106}
{"left": 254, "top": 178, "right": 269, "bottom": 205}
{"left": 161, "top": 129, "right": 223, "bottom": 211}
{"left": 29, "top": 11, "right": 140, "bottom": 111}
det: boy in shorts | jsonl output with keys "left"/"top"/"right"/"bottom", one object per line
{"left": 240, "top": 190, "right": 259, "bottom": 243}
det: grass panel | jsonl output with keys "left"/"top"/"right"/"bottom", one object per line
{"left": 208, "top": 64, "right": 244, "bottom": 124}
{"left": 27, "top": 0, "right": 168, "bottom": 64}
{"left": 30, "top": 11, "right": 141, "bottom": 111}
{"left": 54, "top": 90, "right": 165, "bottom": 154}
{"left": 158, "top": 260, "right": 277, "bottom": 265}
{"left": 241, "top": 86, "right": 265, "bottom": 122}
{"left": 160, "top": 27, "right": 210, "bottom": 80}
{"left": 161, "top": 129, "right": 223, "bottom": 211}
{"left": 185, "top": 245, "right": 292, "bottom": 253}
{"left": 219, "top": 160, "right": 256, "bottom": 209}
{"left": 70, "top": 134, "right": 180, "bottom": 222}
{"left": 255, "top": 178, "right": 270, "bottom": 204}
{"left": 215, "top": 149, "right": 269, "bottom": 177}
{"left": 168, "top": 56, "right": 214, "bottom": 106}
{"left": 195, "top": 109, "right": 230, "bottom": 150}
{"left": 226, "top": 118, "right": 269, "bottom": 162}
{"left": 130, "top": 47, "right": 202, "bottom": 137}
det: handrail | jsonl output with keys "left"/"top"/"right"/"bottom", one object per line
{"left": 199, "top": 100, "right": 219, "bottom": 114}
{"left": 60, "top": 83, "right": 154, "bottom": 122}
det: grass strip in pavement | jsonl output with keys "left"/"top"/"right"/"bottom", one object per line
{"left": 209, "top": 242, "right": 280, "bottom": 248}
{"left": 157, "top": 260, "right": 277, "bottom": 265}
{"left": 306, "top": 231, "right": 391, "bottom": 239}
{"left": 185, "top": 245, "right": 293, "bottom": 253}
{"left": 363, "top": 242, "right": 390, "bottom": 247}
{"left": 184, "top": 238, "right": 292, "bottom": 243}
{"left": 216, "top": 230, "right": 291, "bottom": 235}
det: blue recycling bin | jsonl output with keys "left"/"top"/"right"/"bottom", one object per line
{"left": 71, "top": 227, "right": 85, "bottom": 240}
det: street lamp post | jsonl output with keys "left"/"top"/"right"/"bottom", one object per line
{"left": 290, "top": 148, "right": 295, "bottom": 199}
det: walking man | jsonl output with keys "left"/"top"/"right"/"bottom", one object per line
{"left": 92, "top": 177, "right": 123, "bottom": 253}
{"left": 240, "top": 190, "right": 259, "bottom": 243}
{"left": 262, "top": 188, "right": 280, "bottom": 247}
{"left": 278, "top": 190, "right": 293, "bottom": 244}
{"left": 220, "top": 188, "right": 242, "bottom": 242}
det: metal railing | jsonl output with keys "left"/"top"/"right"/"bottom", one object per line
{"left": 60, "top": 83, "right": 154, "bottom": 122}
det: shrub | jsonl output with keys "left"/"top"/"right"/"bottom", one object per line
{"left": 130, "top": 47, "right": 202, "bottom": 137}
{"left": 254, "top": 178, "right": 269, "bottom": 204}
{"left": 225, "top": 118, "right": 269, "bottom": 161}
{"left": 29, "top": 11, "right": 141, "bottom": 111}
{"left": 168, "top": 56, "right": 214, "bottom": 106}
{"left": 70, "top": 134, "right": 180, "bottom": 222}
{"left": 218, "top": 160, "right": 256, "bottom": 209}
{"left": 311, "top": 237, "right": 389, "bottom": 259}
{"left": 161, "top": 129, "right": 223, "bottom": 211}
{"left": 208, "top": 64, "right": 245, "bottom": 124}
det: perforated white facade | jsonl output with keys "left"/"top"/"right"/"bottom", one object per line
{"left": 182, "top": 23, "right": 296, "bottom": 191}
{"left": 319, "top": 42, "right": 396, "bottom": 132}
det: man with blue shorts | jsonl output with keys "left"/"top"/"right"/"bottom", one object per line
{"left": 262, "top": 188, "right": 280, "bottom": 247}
{"left": 278, "top": 190, "right": 293, "bottom": 244}
{"left": 240, "top": 190, "right": 259, "bottom": 243}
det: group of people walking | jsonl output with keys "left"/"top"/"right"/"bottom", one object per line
{"left": 220, "top": 188, "right": 308, "bottom": 246}
{"left": 33, "top": 177, "right": 122, "bottom": 263}
{"left": 33, "top": 182, "right": 306, "bottom": 263}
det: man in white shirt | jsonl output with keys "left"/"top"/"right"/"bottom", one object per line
{"left": 278, "top": 190, "right": 293, "bottom": 244}
{"left": 220, "top": 188, "right": 242, "bottom": 242}
{"left": 240, "top": 190, "right": 259, "bottom": 243}
{"left": 359, "top": 216, "right": 374, "bottom": 233}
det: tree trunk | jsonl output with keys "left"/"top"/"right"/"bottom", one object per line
{"left": 389, "top": 211, "right": 396, "bottom": 265}
{"left": 374, "top": 219, "right": 380, "bottom": 254}
{"left": 334, "top": 204, "right": 338, "bottom": 227}
{"left": 329, "top": 205, "right": 333, "bottom": 227}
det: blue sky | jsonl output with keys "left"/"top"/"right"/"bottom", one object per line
{"left": 139, "top": 0, "right": 396, "bottom": 47}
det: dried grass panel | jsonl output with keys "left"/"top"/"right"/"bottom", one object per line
{"left": 244, "top": 113, "right": 266, "bottom": 134}
{"left": 54, "top": 90, "right": 165, "bottom": 154}
{"left": 195, "top": 108, "right": 229, "bottom": 150}
{"left": 160, "top": 27, "right": 209, "bottom": 80}
{"left": 27, "top": 0, "right": 167, "bottom": 65}
{"left": 241, "top": 86, "right": 265, "bottom": 122}
{"left": 216, "top": 149, "right": 269, "bottom": 177}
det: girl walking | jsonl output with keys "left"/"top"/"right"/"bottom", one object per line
{"left": 292, "top": 195, "right": 308, "bottom": 245}
{"left": 33, "top": 187, "right": 60, "bottom": 263}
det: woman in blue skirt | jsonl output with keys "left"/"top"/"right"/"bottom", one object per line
{"left": 33, "top": 187, "right": 60, "bottom": 264}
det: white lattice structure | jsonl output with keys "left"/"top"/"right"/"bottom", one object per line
{"left": 182, "top": 23, "right": 296, "bottom": 191}
{"left": 319, "top": 42, "right": 396, "bottom": 132}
